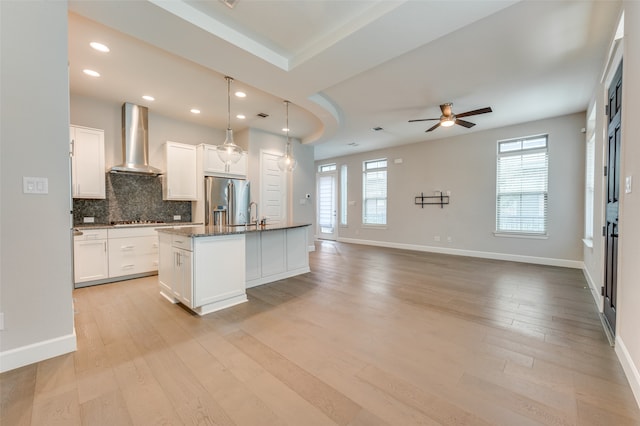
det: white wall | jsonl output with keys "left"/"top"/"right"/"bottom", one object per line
{"left": 616, "top": 0, "right": 640, "bottom": 407}
{"left": 246, "top": 128, "right": 315, "bottom": 245}
{"left": 319, "top": 113, "right": 585, "bottom": 266}
{"left": 0, "top": 1, "right": 76, "bottom": 371}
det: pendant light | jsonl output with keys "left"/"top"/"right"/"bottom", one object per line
{"left": 216, "top": 76, "right": 243, "bottom": 171}
{"left": 277, "top": 100, "right": 297, "bottom": 172}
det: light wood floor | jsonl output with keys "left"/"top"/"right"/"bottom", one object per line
{"left": 2, "top": 241, "right": 640, "bottom": 425}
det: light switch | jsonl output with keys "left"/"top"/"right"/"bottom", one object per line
{"left": 23, "top": 177, "right": 48, "bottom": 194}
{"left": 625, "top": 175, "right": 632, "bottom": 194}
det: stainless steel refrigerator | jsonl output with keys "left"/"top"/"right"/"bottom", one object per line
{"left": 204, "top": 176, "right": 251, "bottom": 226}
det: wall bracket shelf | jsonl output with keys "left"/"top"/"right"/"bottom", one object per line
{"left": 415, "top": 192, "right": 449, "bottom": 208}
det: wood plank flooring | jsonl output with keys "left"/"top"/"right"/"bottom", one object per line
{"left": 3, "top": 240, "right": 640, "bottom": 425}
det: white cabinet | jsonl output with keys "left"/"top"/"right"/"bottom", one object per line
{"left": 198, "top": 144, "right": 247, "bottom": 178}
{"left": 158, "top": 231, "right": 247, "bottom": 315}
{"left": 245, "top": 226, "right": 311, "bottom": 289}
{"left": 107, "top": 227, "right": 160, "bottom": 278}
{"left": 70, "top": 125, "right": 105, "bottom": 199}
{"left": 74, "top": 229, "right": 108, "bottom": 284}
{"left": 163, "top": 141, "right": 197, "bottom": 200}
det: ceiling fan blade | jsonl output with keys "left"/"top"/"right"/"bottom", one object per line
{"left": 440, "top": 103, "right": 452, "bottom": 116}
{"left": 455, "top": 119, "right": 476, "bottom": 128}
{"left": 455, "top": 107, "right": 492, "bottom": 118}
{"left": 426, "top": 122, "right": 441, "bottom": 132}
{"left": 408, "top": 118, "right": 439, "bottom": 122}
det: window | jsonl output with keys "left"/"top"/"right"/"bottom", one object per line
{"left": 319, "top": 163, "right": 336, "bottom": 172}
{"left": 496, "top": 135, "right": 548, "bottom": 235}
{"left": 363, "top": 159, "right": 387, "bottom": 225}
{"left": 584, "top": 109, "right": 596, "bottom": 241}
{"left": 340, "top": 164, "right": 348, "bottom": 226}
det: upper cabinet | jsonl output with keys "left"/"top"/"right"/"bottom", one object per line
{"left": 198, "top": 144, "right": 247, "bottom": 178}
{"left": 70, "top": 125, "right": 106, "bottom": 199}
{"left": 163, "top": 141, "right": 197, "bottom": 200}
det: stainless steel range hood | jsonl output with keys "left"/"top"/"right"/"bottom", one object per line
{"left": 110, "top": 103, "right": 162, "bottom": 176}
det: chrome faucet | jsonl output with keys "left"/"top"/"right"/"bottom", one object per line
{"left": 249, "top": 202, "right": 259, "bottom": 225}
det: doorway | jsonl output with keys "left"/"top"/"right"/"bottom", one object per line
{"left": 317, "top": 170, "right": 337, "bottom": 240}
{"left": 603, "top": 60, "right": 622, "bottom": 335}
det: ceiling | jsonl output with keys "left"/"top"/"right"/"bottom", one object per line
{"left": 68, "top": 0, "right": 621, "bottom": 160}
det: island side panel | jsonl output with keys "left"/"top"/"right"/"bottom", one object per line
{"left": 193, "top": 234, "right": 247, "bottom": 312}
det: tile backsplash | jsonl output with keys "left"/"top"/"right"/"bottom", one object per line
{"left": 73, "top": 173, "right": 191, "bottom": 225}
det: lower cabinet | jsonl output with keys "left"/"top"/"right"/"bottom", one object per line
{"left": 108, "top": 228, "right": 160, "bottom": 278}
{"left": 74, "top": 229, "right": 109, "bottom": 283}
{"left": 158, "top": 233, "right": 247, "bottom": 315}
{"left": 245, "top": 226, "right": 310, "bottom": 288}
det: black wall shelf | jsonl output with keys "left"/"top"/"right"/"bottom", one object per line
{"left": 415, "top": 192, "right": 449, "bottom": 208}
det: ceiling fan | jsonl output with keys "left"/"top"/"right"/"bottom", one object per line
{"left": 409, "top": 103, "right": 492, "bottom": 132}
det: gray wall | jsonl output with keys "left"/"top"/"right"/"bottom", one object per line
{"left": 0, "top": 1, "right": 75, "bottom": 361}
{"left": 616, "top": 0, "right": 640, "bottom": 404}
{"left": 70, "top": 94, "right": 227, "bottom": 171}
{"left": 319, "top": 112, "right": 586, "bottom": 264}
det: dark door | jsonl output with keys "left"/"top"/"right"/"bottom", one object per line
{"left": 604, "top": 61, "right": 622, "bottom": 334}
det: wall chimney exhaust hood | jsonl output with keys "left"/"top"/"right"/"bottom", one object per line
{"left": 110, "top": 103, "right": 162, "bottom": 176}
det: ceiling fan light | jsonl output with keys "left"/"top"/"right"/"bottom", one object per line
{"left": 440, "top": 116, "right": 456, "bottom": 127}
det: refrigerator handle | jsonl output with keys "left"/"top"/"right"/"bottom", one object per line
{"left": 228, "top": 180, "right": 235, "bottom": 225}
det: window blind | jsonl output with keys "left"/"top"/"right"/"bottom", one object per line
{"left": 363, "top": 159, "right": 387, "bottom": 225}
{"left": 318, "top": 174, "right": 335, "bottom": 230}
{"left": 340, "top": 164, "right": 348, "bottom": 226}
{"left": 496, "top": 136, "right": 548, "bottom": 234}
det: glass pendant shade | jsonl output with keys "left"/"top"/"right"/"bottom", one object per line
{"left": 277, "top": 139, "right": 297, "bottom": 172}
{"left": 278, "top": 101, "right": 297, "bottom": 172}
{"left": 216, "top": 76, "right": 244, "bottom": 168}
{"left": 216, "top": 128, "right": 242, "bottom": 165}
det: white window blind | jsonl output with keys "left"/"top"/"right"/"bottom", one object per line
{"left": 496, "top": 136, "right": 548, "bottom": 235}
{"left": 363, "top": 159, "right": 387, "bottom": 225}
{"left": 584, "top": 109, "right": 596, "bottom": 240}
{"left": 340, "top": 164, "right": 348, "bottom": 226}
{"left": 318, "top": 174, "right": 335, "bottom": 231}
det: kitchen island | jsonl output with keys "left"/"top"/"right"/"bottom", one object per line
{"left": 156, "top": 223, "right": 311, "bottom": 315}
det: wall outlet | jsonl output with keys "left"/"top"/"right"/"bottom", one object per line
{"left": 434, "top": 235, "right": 441, "bottom": 242}
{"left": 625, "top": 175, "right": 632, "bottom": 194}
{"left": 173, "top": 215, "right": 181, "bottom": 221}
{"left": 0, "top": 313, "right": 4, "bottom": 331}
{"left": 447, "top": 236, "right": 453, "bottom": 243}
{"left": 83, "top": 217, "right": 95, "bottom": 223}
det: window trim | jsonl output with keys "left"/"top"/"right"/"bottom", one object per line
{"left": 495, "top": 135, "right": 549, "bottom": 237}
{"left": 362, "top": 158, "right": 387, "bottom": 226}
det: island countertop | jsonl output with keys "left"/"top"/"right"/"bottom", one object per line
{"left": 155, "top": 222, "right": 311, "bottom": 238}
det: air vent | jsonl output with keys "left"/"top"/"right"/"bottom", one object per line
{"left": 219, "top": 0, "right": 239, "bottom": 9}
{"left": 371, "top": 126, "right": 384, "bottom": 131}
{"left": 257, "top": 113, "right": 269, "bottom": 118}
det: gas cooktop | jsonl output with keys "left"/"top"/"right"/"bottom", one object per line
{"left": 110, "top": 220, "right": 167, "bottom": 227}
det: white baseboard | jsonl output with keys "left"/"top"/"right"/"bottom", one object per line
{"left": 336, "top": 237, "right": 583, "bottom": 269}
{"left": 615, "top": 335, "right": 640, "bottom": 409}
{"left": 0, "top": 331, "right": 76, "bottom": 373}
{"left": 582, "top": 265, "right": 604, "bottom": 311}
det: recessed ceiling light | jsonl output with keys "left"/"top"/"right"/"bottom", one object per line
{"left": 190, "top": 108, "right": 201, "bottom": 114}
{"left": 235, "top": 91, "right": 246, "bottom": 98}
{"left": 89, "top": 42, "right": 110, "bottom": 53}
{"left": 236, "top": 114, "right": 246, "bottom": 119}
{"left": 142, "top": 95, "right": 155, "bottom": 101}
{"left": 282, "top": 127, "right": 290, "bottom": 132}
{"left": 82, "top": 69, "right": 100, "bottom": 77}
{"left": 371, "top": 126, "right": 384, "bottom": 131}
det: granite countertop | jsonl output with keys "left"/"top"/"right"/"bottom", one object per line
{"left": 74, "top": 222, "right": 202, "bottom": 230}
{"left": 155, "top": 222, "right": 311, "bottom": 238}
